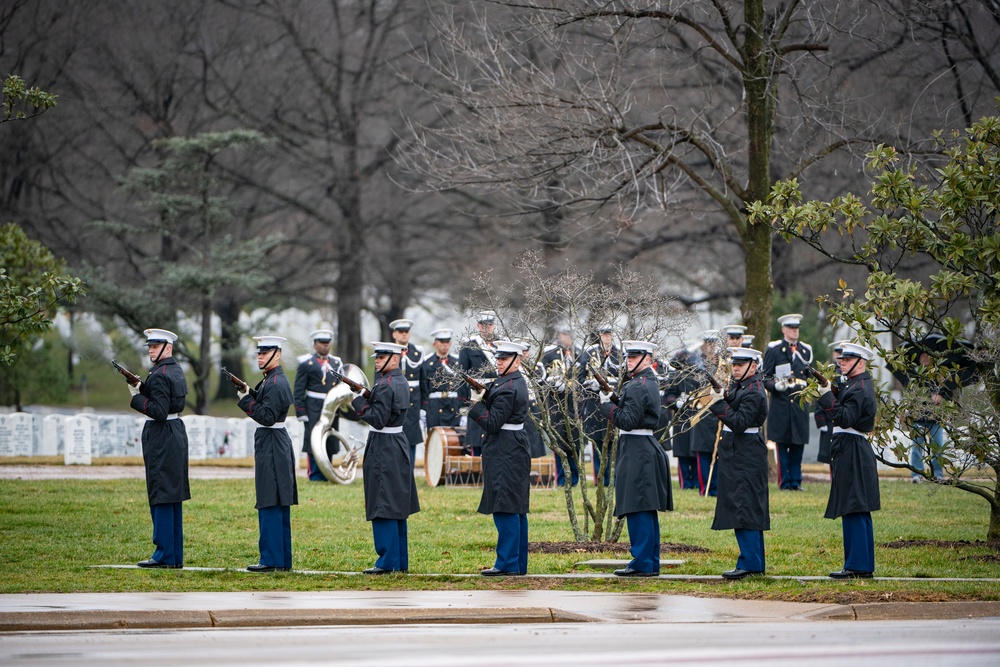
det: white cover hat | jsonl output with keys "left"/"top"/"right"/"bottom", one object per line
{"left": 494, "top": 340, "right": 529, "bottom": 357}
{"left": 700, "top": 329, "right": 719, "bottom": 341}
{"left": 840, "top": 342, "right": 874, "bottom": 360}
{"left": 729, "top": 347, "right": 762, "bottom": 363}
{"left": 430, "top": 328, "right": 454, "bottom": 341}
{"left": 389, "top": 319, "right": 413, "bottom": 331}
{"left": 777, "top": 313, "right": 803, "bottom": 327}
{"left": 254, "top": 335, "right": 286, "bottom": 349}
{"left": 623, "top": 340, "right": 657, "bottom": 355}
{"left": 721, "top": 324, "right": 747, "bottom": 336}
{"left": 310, "top": 329, "right": 334, "bottom": 341}
{"left": 370, "top": 341, "right": 406, "bottom": 357}
{"left": 476, "top": 310, "right": 496, "bottom": 323}
{"left": 144, "top": 328, "right": 178, "bottom": 345}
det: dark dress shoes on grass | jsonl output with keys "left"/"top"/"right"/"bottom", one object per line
{"left": 613, "top": 567, "right": 657, "bottom": 577}
{"left": 829, "top": 569, "right": 874, "bottom": 579}
{"left": 363, "top": 566, "right": 392, "bottom": 575}
{"left": 480, "top": 568, "right": 522, "bottom": 577}
{"left": 246, "top": 564, "right": 289, "bottom": 573}
{"left": 721, "top": 568, "right": 764, "bottom": 580}
{"left": 137, "top": 559, "right": 182, "bottom": 569}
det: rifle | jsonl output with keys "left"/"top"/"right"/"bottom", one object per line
{"left": 329, "top": 369, "right": 372, "bottom": 401}
{"left": 809, "top": 366, "right": 840, "bottom": 397}
{"left": 111, "top": 359, "right": 141, "bottom": 387}
{"left": 591, "top": 368, "right": 620, "bottom": 405}
{"left": 221, "top": 366, "right": 257, "bottom": 400}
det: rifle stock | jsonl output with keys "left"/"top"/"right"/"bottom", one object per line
{"left": 809, "top": 366, "right": 840, "bottom": 396}
{"left": 330, "top": 370, "right": 372, "bottom": 400}
{"left": 111, "top": 359, "right": 141, "bottom": 387}
{"left": 221, "top": 366, "right": 257, "bottom": 399}
{"left": 591, "top": 369, "right": 620, "bottom": 405}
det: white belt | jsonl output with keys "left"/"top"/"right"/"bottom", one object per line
{"left": 407, "top": 380, "right": 420, "bottom": 388}
{"left": 371, "top": 425, "right": 404, "bottom": 434}
{"left": 722, "top": 426, "right": 759, "bottom": 433}
{"left": 306, "top": 390, "right": 328, "bottom": 400}
{"left": 833, "top": 426, "right": 869, "bottom": 438}
{"left": 147, "top": 413, "right": 181, "bottom": 421}
{"left": 259, "top": 422, "right": 286, "bottom": 430}
{"left": 620, "top": 429, "right": 654, "bottom": 436}
{"left": 428, "top": 391, "right": 458, "bottom": 399}
{"left": 500, "top": 423, "right": 524, "bottom": 431}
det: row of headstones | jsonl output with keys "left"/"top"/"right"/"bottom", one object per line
{"left": 0, "top": 413, "right": 305, "bottom": 465}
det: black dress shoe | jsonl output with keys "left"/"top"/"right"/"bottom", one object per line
{"left": 613, "top": 567, "right": 658, "bottom": 577}
{"left": 247, "top": 564, "right": 288, "bottom": 573}
{"left": 137, "top": 559, "right": 182, "bottom": 569}
{"left": 480, "top": 568, "right": 522, "bottom": 576}
{"left": 363, "top": 566, "right": 391, "bottom": 575}
{"left": 829, "top": 569, "right": 873, "bottom": 579}
{"left": 722, "top": 568, "right": 765, "bottom": 580}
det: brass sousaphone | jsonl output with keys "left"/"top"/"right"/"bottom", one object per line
{"left": 309, "top": 363, "right": 370, "bottom": 484}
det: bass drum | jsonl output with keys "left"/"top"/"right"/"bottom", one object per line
{"left": 424, "top": 426, "right": 463, "bottom": 487}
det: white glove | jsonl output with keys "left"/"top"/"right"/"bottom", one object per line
{"left": 471, "top": 388, "right": 484, "bottom": 403}
{"left": 584, "top": 379, "right": 600, "bottom": 391}
{"left": 127, "top": 382, "right": 140, "bottom": 397}
{"left": 709, "top": 388, "right": 724, "bottom": 403}
{"left": 420, "top": 409, "right": 427, "bottom": 430}
{"left": 297, "top": 415, "right": 309, "bottom": 422}
{"left": 553, "top": 380, "right": 566, "bottom": 393}
{"left": 237, "top": 387, "right": 249, "bottom": 400}
{"left": 675, "top": 393, "right": 687, "bottom": 409}
{"left": 817, "top": 383, "right": 832, "bottom": 396}
{"left": 459, "top": 415, "right": 468, "bottom": 430}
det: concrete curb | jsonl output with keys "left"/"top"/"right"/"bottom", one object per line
{"left": 0, "top": 607, "right": 597, "bottom": 632}
{"left": 802, "top": 601, "right": 1000, "bottom": 621}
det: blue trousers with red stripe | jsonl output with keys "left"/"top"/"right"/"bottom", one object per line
{"left": 696, "top": 451, "right": 718, "bottom": 496}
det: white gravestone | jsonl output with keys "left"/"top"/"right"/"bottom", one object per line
{"left": 182, "top": 415, "right": 208, "bottom": 461}
{"left": 95, "top": 416, "right": 118, "bottom": 457}
{"left": 113, "top": 416, "right": 130, "bottom": 457}
{"left": 32, "top": 414, "right": 42, "bottom": 456}
{"left": 0, "top": 414, "right": 13, "bottom": 456}
{"left": 286, "top": 419, "right": 305, "bottom": 462}
{"left": 127, "top": 417, "right": 146, "bottom": 457}
{"left": 41, "top": 415, "right": 64, "bottom": 456}
{"left": 64, "top": 415, "right": 93, "bottom": 465}
{"left": 9, "top": 413, "right": 33, "bottom": 457}
{"left": 207, "top": 417, "right": 227, "bottom": 458}
{"left": 223, "top": 418, "right": 248, "bottom": 458}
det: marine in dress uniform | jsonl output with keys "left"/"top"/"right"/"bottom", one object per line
{"left": 542, "top": 326, "right": 584, "bottom": 487}
{"left": 419, "top": 328, "right": 462, "bottom": 430}
{"left": 580, "top": 325, "right": 622, "bottom": 486}
{"left": 293, "top": 328, "right": 345, "bottom": 482}
{"left": 239, "top": 336, "right": 297, "bottom": 572}
{"left": 346, "top": 341, "right": 420, "bottom": 574}
{"left": 458, "top": 311, "right": 499, "bottom": 455}
{"left": 761, "top": 314, "right": 814, "bottom": 490}
{"left": 128, "top": 328, "right": 190, "bottom": 569}
{"left": 468, "top": 340, "right": 533, "bottom": 576}
{"left": 707, "top": 347, "right": 770, "bottom": 579}
{"left": 814, "top": 340, "right": 847, "bottom": 467}
{"left": 662, "top": 349, "right": 700, "bottom": 491}
{"left": 391, "top": 319, "right": 425, "bottom": 469}
{"left": 599, "top": 340, "right": 673, "bottom": 577}
{"left": 721, "top": 324, "right": 747, "bottom": 349}
{"left": 816, "top": 342, "right": 881, "bottom": 579}
{"left": 690, "top": 330, "right": 722, "bottom": 496}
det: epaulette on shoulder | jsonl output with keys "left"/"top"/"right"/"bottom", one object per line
{"left": 542, "top": 344, "right": 558, "bottom": 353}
{"left": 768, "top": 340, "right": 782, "bottom": 348}
{"left": 414, "top": 344, "right": 425, "bottom": 353}
{"left": 798, "top": 341, "right": 813, "bottom": 350}
{"left": 297, "top": 353, "right": 312, "bottom": 364}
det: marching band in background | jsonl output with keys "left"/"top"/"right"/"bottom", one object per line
{"left": 120, "top": 309, "right": 892, "bottom": 581}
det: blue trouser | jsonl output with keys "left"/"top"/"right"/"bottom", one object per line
{"left": 842, "top": 512, "right": 875, "bottom": 573}
{"left": 493, "top": 512, "right": 529, "bottom": 574}
{"left": 258, "top": 505, "right": 292, "bottom": 569}
{"left": 625, "top": 511, "right": 660, "bottom": 574}
{"left": 677, "top": 456, "right": 698, "bottom": 490}
{"left": 306, "top": 449, "right": 327, "bottom": 481}
{"left": 910, "top": 421, "right": 945, "bottom": 479}
{"left": 696, "top": 451, "right": 718, "bottom": 496}
{"left": 555, "top": 450, "right": 580, "bottom": 487}
{"left": 734, "top": 529, "right": 766, "bottom": 573}
{"left": 150, "top": 502, "right": 183, "bottom": 566}
{"left": 410, "top": 445, "right": 417, "bottom": 471}
{"left": 372, "top": 518, "right": 408, "bottom": 572}
{"left": 592, "top": 442, "right": 612, "bottom": 486}
{"left": 776, "top": 442, "right": 804, "bottom": 489}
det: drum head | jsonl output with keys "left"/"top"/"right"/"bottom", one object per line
{"left": 425, "top": 428, "right": 445, "bottom": 487}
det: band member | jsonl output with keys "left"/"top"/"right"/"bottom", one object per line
{"left": 293, "top": 327, "right": 345, "bottom": 482}
{"left": 542, "top": 325, "right": 584, "bottom": 486}
{"left": 580, "top": 324, "right": 622, "bottom": 485}
{"left": 662, "top": 349, "right": 700, "bottom": 491}
{"left": 762, "top": 314, "right": 814, "bottom": 490}
{"left": 690, "top": 330, "right": 722, "bottom": 496}
{"left": 468, "top": 340, "right": 532, "bottom": 576}
{"left": 420, "top": 328, "right": 462, "bottom": 430}
{"left": 459, "top": 311, "right": 499, "bottom": 455}
{"left": 815, "top": 340, "right": 847, "bottom": 467}
{"left": 347, "top": 341, "right": 420, "bottom": 574}
{"left": 391, "top": 319, "right": 424, "bottom": 469}
{"left": 599, "top": 340, "right": 673, "bottom": 576}
{"left": 239, "top": 335, "right": 296, "bottom": 573}
{"left": 721, "top": 324, "right": 747, "bottom": 348}
{"left": 520, "top": 340, "right": 549, "bottom": 459}
{"left": 741, "top": 335, "right": 755, "bottom": 349}
{"left": 707, "top": 347, "right": 770, "bottom": 579}
{"left": 128, "top": 328, "right": 189, "bottom": 569}
{"left": 816, "top": 342, "right": 880, "bottom": 578}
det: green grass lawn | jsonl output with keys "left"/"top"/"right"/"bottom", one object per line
{"left": 1, "top": 474, "right": 997, "bottom": 602}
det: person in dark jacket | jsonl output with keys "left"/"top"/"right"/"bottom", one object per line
{"left": 542, "top": 326, "right": 584, "bottom": 487}
{"left": 347, "top": 341, "right": 420, "bottom": 574}
{"left": 580, "top": 325, "right": 621, "bottom": 486}
{"left": 128, "top": 328, "right": 190, "bottom": 569}
{"left": 690, "top": 330, "right": 723, "bottom": 496}
{"left": 762, "top": 313, "right": 815, "bottom": 490}
{"left": 419, "top": 328, "right": 462, "bottom": 430}
{"left": 468, "top": 340, "right": 532, "bottom": 576}
{"left": 459, "top": 311, "right": 499, "bottom": 455}
{"left": 707, "top": 347, "right": 770, "bottom": 579}
{"left": 814, "top": 340, "right": 847, "bottom": 468}
{"left": 599, "top": 340, "right": 672, "bottom": 577}
{"left": 662, "top": 350, "right": 701, "bottom": 491}
{"left": 390, "top": 319, "right": 425, "bottom": 469}
{"left": 816, "top": 341, "right": 880, "bottom": 579}
{"left": 239, "top": 335, "right": 297, "bottom": 573}
{"left": 293, "top": 327, "right": 345, "bottom": 481}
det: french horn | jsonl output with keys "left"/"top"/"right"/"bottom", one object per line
{"left": 309, "top": 363, "right": 370, "bottom": 484}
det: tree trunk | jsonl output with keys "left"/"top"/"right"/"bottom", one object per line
{"left": 337, "top": 231, "right": 365, "bottom": 369}
{"left": 194, "top": 295, "right": 212, "bottom": 414}
{"left": 214, "top": 296, "right": 244, "bottom": 401}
